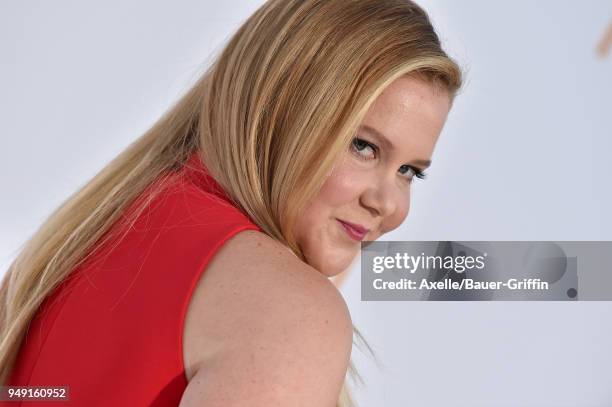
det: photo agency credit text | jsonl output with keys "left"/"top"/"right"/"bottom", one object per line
{"left": 370, "top": 252, "right": 549, "bottom": 291}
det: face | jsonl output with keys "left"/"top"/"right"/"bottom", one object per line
{"left": 293, "top": 75, "right": 452, "bottom": 277}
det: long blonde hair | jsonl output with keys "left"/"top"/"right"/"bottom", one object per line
{"left": 0, "top": 1, "right": 462, "bottom": 405}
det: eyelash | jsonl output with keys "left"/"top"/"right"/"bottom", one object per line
{"left": 350, "top": 137, "right": 427, "bottom": 181}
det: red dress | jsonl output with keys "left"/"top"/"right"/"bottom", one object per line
{"left": 3, "top": 151, "right": 262, "bottom": 406}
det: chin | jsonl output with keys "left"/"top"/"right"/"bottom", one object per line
{"left": 305, "top": 248, "right": 356, "bottom": 278}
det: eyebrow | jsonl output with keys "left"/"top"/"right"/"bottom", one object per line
{"left": 359, "top": 124, "right": 432, "bottom": 169}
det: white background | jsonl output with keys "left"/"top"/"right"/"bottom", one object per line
{"left": 1, "top": 1, "right": 611, "bottom": 406}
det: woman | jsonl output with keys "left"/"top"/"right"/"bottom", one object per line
{"left": 0, "top": 0, "right": 462, "bottom": 405}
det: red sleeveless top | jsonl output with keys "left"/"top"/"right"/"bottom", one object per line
{"left": 4, "top": 151, "right": 262, "bottom": 406}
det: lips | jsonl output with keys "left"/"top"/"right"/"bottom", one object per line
{"left": 337, "top": 219, "right": 369, "bottom": 241}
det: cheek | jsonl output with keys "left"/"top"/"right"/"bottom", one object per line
{"left": 316, "top": 165, "right": 363, "bottom": 207}
{"left": 298, "top": 170, "right": 361, "bottom": 228}
{"left": 297, "top": 166, "right": 364, "bottom": 245}
{"left": 292, "top": 161, "right": 366, "bottom": 275}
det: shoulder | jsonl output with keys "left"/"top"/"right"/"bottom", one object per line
{"left": 181, "top": 229, "right": 353, "bottom": 406}
{"left": 186, "top": 230, "right": 351, "bottom": 329}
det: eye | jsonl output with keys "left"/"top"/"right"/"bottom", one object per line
{"left": 351, "top": 137, "right": 428, "bottom": 182}
{"left": 399, "top": 164, "right": 427, "bottom": 182}
{"left": 351, "top": 137, "right": 377, "bottom": 160}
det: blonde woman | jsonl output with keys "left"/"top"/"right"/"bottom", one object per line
{"left": 0, "top": 0, "right": 462, "bottom": 406}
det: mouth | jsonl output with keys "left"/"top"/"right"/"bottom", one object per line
{"left": 336, "top": 219, "right": 369, "bottom": 241}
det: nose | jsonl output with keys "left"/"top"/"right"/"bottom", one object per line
{"left": 359, "top": 177, "right": 400, "bottom": 219}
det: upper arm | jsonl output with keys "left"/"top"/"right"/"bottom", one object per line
{"left": 180, "top": 230, "right": 353, "bottom": 407}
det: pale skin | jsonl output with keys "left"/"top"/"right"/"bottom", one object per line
{"left": 179, "top": 75, "right": 452, "bottom": 406}
{"left": 299, "top": 75, "right": 452, "bottom": 282}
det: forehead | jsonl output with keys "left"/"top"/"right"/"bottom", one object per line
{"left": 360, "top": 75, "right": 451, "bottom": 158}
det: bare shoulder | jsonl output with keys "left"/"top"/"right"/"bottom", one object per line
{"left": 181, "top": 229, "right": 353, "bottom": 407}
